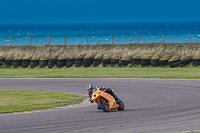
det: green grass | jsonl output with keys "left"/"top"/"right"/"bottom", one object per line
{"left": 0, "top": 90, "right": 84, "bottom": 114}
{"left": 0, "top": 65, "right": 200, "bottom": 79}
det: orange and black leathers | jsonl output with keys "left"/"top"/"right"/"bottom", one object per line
{"left": 88, "top": 87, "right": 120, "bottom": 103}
{"left": 105, "top": 88, "right": 120, "bottom": 103}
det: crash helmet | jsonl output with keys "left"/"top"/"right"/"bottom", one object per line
{"left": 86, "top": 84, "right": 94, "bottom": 92}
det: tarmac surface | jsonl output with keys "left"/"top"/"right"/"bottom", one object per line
{"left": 0, "top": 78, "right": 200, "bottom": 133}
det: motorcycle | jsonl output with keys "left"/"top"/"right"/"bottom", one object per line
{"left": 87, "top": 87, "right": 125, "bottom": 112}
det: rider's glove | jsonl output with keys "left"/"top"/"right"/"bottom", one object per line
{"left": 90, "top": 98, "right": 94, "bottom": 103}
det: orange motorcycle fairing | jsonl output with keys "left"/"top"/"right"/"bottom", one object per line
{"left": 101, "top": 92, "right": 119, "bottom": 110}
{"left": 92, "top": 91, "right": 101, "bottom": 101}
{"left": 90, "top": 88, "right": 123, "bottom": 111}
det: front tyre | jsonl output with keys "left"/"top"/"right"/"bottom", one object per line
{"left": 118, "top": 101, "right": 125, "bottom": 111}
{"left": 97, "top": 98, "right": 110, "bottom": 112}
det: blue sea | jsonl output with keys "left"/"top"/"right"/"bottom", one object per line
{"left": 0, "top": 21, "right": 200, "bottom": 45}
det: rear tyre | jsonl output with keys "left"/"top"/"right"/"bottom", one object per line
{"left": 97, "top": 98, "right": 110, "bottom": 112}
{"left": 118, "top": 101, "right": 125, "bottom": 111}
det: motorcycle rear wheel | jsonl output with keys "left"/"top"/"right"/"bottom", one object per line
{"left": 118, "top": 101, "right": 125, "bottom": 111}
{"left": 97, "top": 98, "right": 110, "bottom": 112}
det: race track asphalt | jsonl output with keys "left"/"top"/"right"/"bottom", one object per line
{"left": 0, "top": 78, "right": 200, "bottom": 133}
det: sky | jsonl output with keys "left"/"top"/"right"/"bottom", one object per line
{"left": 0, "top": 0, "right": 200, "bottom": 24}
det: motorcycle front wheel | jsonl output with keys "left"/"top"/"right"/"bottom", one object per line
{"left": 97, "top": 97, "right": 110, "bottom": 112}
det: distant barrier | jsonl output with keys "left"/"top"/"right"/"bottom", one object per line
{"left": 1, "top": 58, "right": 200, "bottom": 68}
{"left": 0, "top": 33, "right": 198, "bottom": 46}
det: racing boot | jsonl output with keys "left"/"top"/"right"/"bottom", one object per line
{"left": 106, "top": 88, "right": 121, "bottom": 103}
{"left": 113, "top": 93, "right": 121, "bottom": 104}
{"left": 109, "top": 91, "right": 121, "bottom": 104}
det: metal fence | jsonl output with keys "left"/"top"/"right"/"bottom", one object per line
{"left": 0, "top": 33, "right": 199, "bottom": 46}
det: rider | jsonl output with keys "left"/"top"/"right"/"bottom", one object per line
{"left": 86, "top": 84, "right": 121, "bottom": 104}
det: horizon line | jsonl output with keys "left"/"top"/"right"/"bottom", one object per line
{"left": 0, "top": 20, "right": 200, "bottom": 25}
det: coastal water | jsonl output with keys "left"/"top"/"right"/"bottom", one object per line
{"left": 0, "top": 21, "right": 200, "bottom": 45}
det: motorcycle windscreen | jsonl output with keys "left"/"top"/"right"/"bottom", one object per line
{"left": 92, "top": 88, "right": 97, "bottom": 95}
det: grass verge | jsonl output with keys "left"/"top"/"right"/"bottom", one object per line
{"left": 0, "top": 90, "right": 84, "bottom": 114}
{"left": 0, "top": 65, "right": 200, "bottom": 79}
